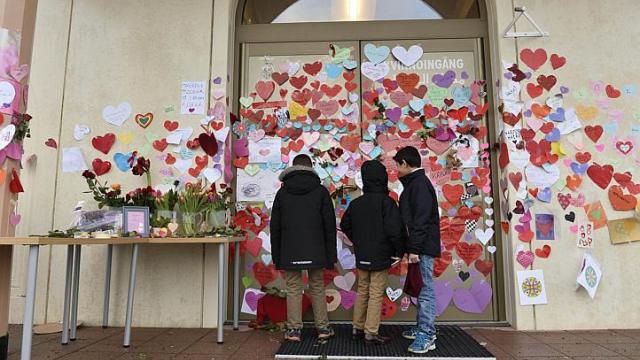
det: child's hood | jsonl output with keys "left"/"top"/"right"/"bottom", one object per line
{"left": 361, "top": 160, "right": 389, "bottom": 194}
{"left": 278, "top": 165, "right": 321, "bottom": 195}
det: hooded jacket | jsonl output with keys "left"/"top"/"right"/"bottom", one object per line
{"left": 270, "top": 165, "right": 337, "bottom": 270}
{"left": 339, "top": 161, "right": 405, "bottom": 271}
{"left": 399, "top": 169, "right": 441, "bottom": 257}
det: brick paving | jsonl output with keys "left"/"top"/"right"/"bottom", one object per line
{"left": 6, "top": 324, "right": 640, "bottom": 359}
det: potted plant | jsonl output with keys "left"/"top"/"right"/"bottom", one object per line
{"left": 81, "top": 170, "right": 126, "bottom": 209}
{"left": 178, "top": 180, "right": 208, "bottom": 236}
{"left": 205, "top": 183, "right": 233, "bottom": 231}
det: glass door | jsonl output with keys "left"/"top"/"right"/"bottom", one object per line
{"left": 234, "top": 38, "right": 498, "bottom": 322}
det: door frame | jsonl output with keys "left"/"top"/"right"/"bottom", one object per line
{"left": 231, "top": 0, "right": 506, "bottom": 323}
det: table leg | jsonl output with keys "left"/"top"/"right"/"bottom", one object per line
{"left": 233, "top": 242, "right": 240, "bottom": 330}
{"left": 123, "top": 244, "right": 139, "bottom": 348}
{"left": 69, "top": 245, "right": 81, "bottom": 340}
{"left": 21, "top": 245, "right": 39, "bottom": 360}
{"left": 217, "top": 243, "right": 225, "bottom": 344}
{"left": 61, "top": 245, "right": 73, "bottom": 345}
{"left": 102, "top": 244, "right": 113, "bottom": 328}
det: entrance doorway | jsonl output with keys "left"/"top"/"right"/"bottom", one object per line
{"left": 232, "top": 0, "right": 504, "bottom": 323}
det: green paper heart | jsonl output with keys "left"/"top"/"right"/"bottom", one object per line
{"left": 239, "top": 97, "right": 253, "bottom": 108}
{"left": 592, "top": 209, "right": 602, "bottom": 220}
{"left": 244, "top": 164, "right": 260, "bottom": 176}
{"left": 553, "top": 178, "right": 566, "bottom": 191}
{"left": 242, "top": 276, "right": 253, "bottom": 288}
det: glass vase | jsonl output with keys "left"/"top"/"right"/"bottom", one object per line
{"left": 180, "top": 212, "right": 203, "bottom": 236}
{"left": 156, "top": 209, "right": 176, "bottom": 223}
{"left": 207, "top": 209, "right": 227, "bottom": 231}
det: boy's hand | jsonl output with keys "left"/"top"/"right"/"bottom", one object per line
{"left": 408, "top": 253, "right": 420, "bottom": 263}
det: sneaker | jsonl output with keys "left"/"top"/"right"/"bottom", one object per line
{"left": 402, "top": 327, "right": 419, "bottom": 340}
{"left": 317, "top": 326, "right": 335, "bottom": 340}
{"left": 364, "top": 333, "right": 390, "bottom": 346}
{"left": 284, "top": 328, "right": 302, "bottom": 342}
{"left": 352, "top": 328, "right": 364, "bottom": 341}
{"left": 408, "top": 332, "right": 436, "bottom": 354}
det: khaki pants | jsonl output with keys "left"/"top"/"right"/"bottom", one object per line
{"left": 353, "top": 268, "right": 388, "bottom": 335}
{"left": 285, "top": 269, "right": 329, "bottom": 330}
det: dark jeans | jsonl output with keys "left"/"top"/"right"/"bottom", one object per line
{"left": 416, "top": 255, "right": 436, "bottom": 338}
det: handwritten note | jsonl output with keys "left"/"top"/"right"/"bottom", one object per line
{"left": 181, "top": 81, "right": 206, "bottom": 115}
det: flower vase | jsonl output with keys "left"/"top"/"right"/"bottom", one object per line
{"left": 207, "top": 210, "right": 227, "bottom": 231}
{"left": 156, "top": 209, "right": 176, "bottom": 223}
{"left": 181, "top": 212, "right": 203, "bottom": 236}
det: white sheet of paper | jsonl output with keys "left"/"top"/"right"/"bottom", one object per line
{"left": 517, "top": 269, "right": 548, "bottom": 305}
{"left": 500, "top": 80, "right": 521, "bottom": 101}
{"left": 557, "top": 107, "right": 582, "bottom": 134}
{"left": 62, "top": 147, "right": 88, "bottom": 173}
{"left": 454, "top": 135, "right": 479, "bottom": 168}
{"left": 249, "top": 137, "right": 282, "bottom": 164}
{"left": 237, "top": 168, "right": 282, "bottom": 203}
{"left": 525, "top": 163, "right": 559, "bottom": 188}
{"left": 241, "top": 288, "right": 265, "bottom": 315}
{"left": 576, "top": 253, "right": 602, "bottom": 299}
{"left": 181, "top": 81, "right": 206, "bottom": 115}
{"left": 502, "top": 99, "right": 524, "bottom": 115}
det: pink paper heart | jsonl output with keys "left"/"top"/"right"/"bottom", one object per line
{"left": 340, "top": 290, "right": 357, "bottom": 310}
{"left": 281, "top": 154, "right": 289, "bottom": 163}
{"left": 563, "top": 158, "right": 573, "bottom": 167}
{"left": 526, "top": 117, "right": 543, "bottom": 131}
{"left": 5, "top": 142, "right": 22, "bottom": 160}
{"left": 9, "top": 212, "right": 20, "bottom": 226}
{"left": 595, "top": 144, "right": 605, "bottom": 152}
{"left": 569, "top": 225, "right": 578, "bottom": 233}
{"left": 516, "top": 250, "right": 535, "bottom": 268}
{"left": 10, "top": 64, "right": 29, "bottom": 81}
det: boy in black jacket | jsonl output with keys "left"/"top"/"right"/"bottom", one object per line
{"left": 340, "top": 160, "right": 404, "bottom": 345}
{"left": 270, "top": 154, "right": 337, "bottom": 342}
{"left": 394, "top": 146, "right": 441, "bottom": 354}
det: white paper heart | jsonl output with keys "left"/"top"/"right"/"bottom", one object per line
{"left": 0, "top": 81, "right": 16, "bottom": 106}
{"left": 333, "top": 272, "right": 356, "bottom": 291}
{"left": 361, "top": 61, "right": 389, "bottom": 81}
{"left": 211, "top": 88, "right": 225, "bottom": 100}
{"left": 474, "top": 228, "right": 494, "bottom": 245}
{"left": 203, "top": 167, "right": 222, "bottom": 183}
{"left": 173, "top": 158, "right": 191, "bottom": 174}
{"left": 102, "top": 102, "right": 132, "bottom": 127}
{"left": 386, "top": 287, "right": 403, "bottom": 302}
{"left": 487, "top": 245, "right": 497, "bottom": 254}
{"left": 258, "top": 231, "right": 271, "bottom": 252}
{"left": 213, "top": 126, "right": 230, "bottom": 143}
{"left": 287, "top": 62, "right": 300, "bottom": 76}
{"left": 0, "top": 125, "right": 16, "bottom": 151}
{"left": 391, "top": 45, "right": 423, "bottom": 67}
{"left": 166, "top": 132, "right": 182, "bottom": 144}
{"left": 73, "top": 124, "right": 91, "bottom": 141}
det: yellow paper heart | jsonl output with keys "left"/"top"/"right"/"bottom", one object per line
{"left": 575, "top": 104, "right": 598, "bottom": 121}
{"left": 550, "top": 142, "right": 566, "bottom": 156}
{"left": 118, "top": 132, "right": 134, "bottom": 145}
{"left": 288, "top": 101, "right": 308, "bottom": 119}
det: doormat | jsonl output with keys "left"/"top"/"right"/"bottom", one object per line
{"left": 275, "top": 324, "right": 495, "bottom": 359}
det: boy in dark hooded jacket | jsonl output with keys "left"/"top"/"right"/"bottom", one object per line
{"left": 340, "top": 160, "right": 404, "bottom": 345}
{"left": 270, "top": 154, "right": 337, "bottom": 342}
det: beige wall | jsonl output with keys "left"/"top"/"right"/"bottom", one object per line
{"left": 10, "top": 0, "right": 640, "bottom": 330}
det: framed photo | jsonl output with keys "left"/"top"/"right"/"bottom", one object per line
{"left": 122, "top": 206, "right": 150, "bottom": 237}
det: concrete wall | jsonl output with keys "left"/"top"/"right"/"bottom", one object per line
{"left": 10, "top": 0, "right": 640, "bottom": 330}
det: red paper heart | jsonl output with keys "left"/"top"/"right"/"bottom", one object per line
{"left": 255, "top": 80, "right": 275, "bottom": 101}
{"left": 550, "top": 54, "right": 566, "bottom": 70}
{"left": 606, "top": 84, "right": 621, "bottom": 98}
{"left": 508, "top": 172, "right": 523, "bottom": 189}
{"left": 608, "top": 185, "right": 637, "bottom": 211}
{"left": 536, "top": 75, "right": 556, "bottom": 91}
{"left": 502, "top": 112, "right": 521, "bottom": 126}
{"left": 163, "top": 120, "right": 179, "bottom": 132}
{"left": 92, "top": 159, "right": 111, "bottom": 176}
{"left": 165, "top": 153, "right": 176, "bottom": 165}
{"left": 271, "top": 72, "right": 289, "bottom": 86}
{"left": 412, "top": 85, "right": 428, "bottom": 99}
{"left": 442, "top": 184, "right": 464, "bottom": 205}
{"left": 440, "top": 217, "right": 465, "bottom": 250}
{"left": 188, "top": 167, "right": 201, "bottom": 178}
{"left": 584, "top": 125, "right": 603, "bottom": 143}
{"left": 587, "top": 163, "right": 614, "bottom": 190}
{"left": 153, "top": 138, "right": 168, "bottom": 152}
{"left": 198, "top": 133, "right": 218, "bottom": 156}
{"left": 303, "top": 61, "right": 323, "bottom": 76}
{"left": 45, "top": 138, "right": 57, "bottom": 149}
{"left": 575, "top": 152, "right": 591, "bottom": 164}
{"left": 320, "top": 84, "right": 342, "bottom": 98}
{"left": 455, "top": 242, "right": 483, "bottom": 266}
{"left": 526, "top": 83, "right": 543, "bottom": 98}
{"left": 520, "top": 48, "right": 548, "bottom": 70}
{"left": 91, "top": 133, "right": 116, "bottom": 155}
{"left": 535, "top": 245, "right": 551, "bottom": 258}
{"left": 290, "top": 75, "right": 308, "bottom": 90}
{"left": 433, "top": 251, "right": 452, "bottom": 277}
{"left": 614, "top": 172, "right": 633, "bottom": 187}
{"left": 253, "top": 262, "right": 278, "bottom": 287}
{"left": 474, "top": 259, "right": 493, "bottom": 276}
{"left": 9, "top": 169, "right": 23, "bottom": 193}
{"left": 396, "top": 72, "right": 420, "bottom": 94}
{"left": 615, "top": 141, "right": 633, "bottom": 155}
{"left": 233, "top": 156, "right": 248, "bottom": 169}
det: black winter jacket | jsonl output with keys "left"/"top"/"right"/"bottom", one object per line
{"left": 399, "top": 169, "right": 441, "bottom": 257}
{"left": 340, "top": 161, "right": 405, "bottom": 271}
{"left": 270, "top": 165, "right": 337, "bottom": 270}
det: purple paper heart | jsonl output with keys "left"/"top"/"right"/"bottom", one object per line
{"left": 376, "top": 87, "right": 384, "bottom": 95}
{"left": 537, "top": 187, "right": 552, "bottom": 203}
{"left": 224, "top": 141, "right": 234, "bottom": 183}
{"left": 560, "top": 86, "right": 569, "bottom": 94}
{"left": 461, "top": 71, "right": 469, "bottom": 80}
{"left": 548, "top": 108, "right": 565, "bottom": 122}
{"left": 570, "top": 162, "right": 589, "bottom": 175}
{"left": 362, "top": 91, "right": 377, "bottom": 104}
{"left": 5, "top": 142, "right": 22, "bottom": 160}
{"left": 452, "top": 280, "right": 492, "bottom": 314}
{"left": 503, "top": 72, "right": 511, "bottom": 80}
{"left": 385, "top": 107, "right": 402, "bottom": 123}
{"left": 212, "top": 76, "right": 222, "bottom": 84}
{"left": 520, "top": 210, "right": 532, "bottom": 222}
{"left": 514, "top": 221, "right": 530, "bottom": 233}
{"left": 434, "top": 280, "right": 454, "bottom": 316}
{"left": 432, "top": 70, "right": 456, "bottom": 89}
{"left": 233, "top": 138, "right": 249, "bottom": 157}
{"left": 544, "top": 128, "right": 561, "bottom": 142}
{"left": 340, "top": 290, "right": 357, "bottom": 310}
{"left": 525, "top": 72, "right": 532, "bottom": 80}
{"left": 338, "top": 248, "right": 356, "bottom": 270}
{"left": 524, "top": 110, "right": 532, "bottom": 118}
{"left": 447, "top": 208, "right": 457, "bottom": 216}
{"left": 464, "top": 233, "right": 473, "bottom": 242}
{"left": 245, "top": 290, "right": 264, "bottom": 311}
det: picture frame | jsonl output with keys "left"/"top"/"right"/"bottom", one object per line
{"left": 122, "top": 206, "right": 150, "bottom": 237}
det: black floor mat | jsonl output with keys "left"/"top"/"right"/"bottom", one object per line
{"left": 275, "top": 324, "right": 494, "bottom": 359}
